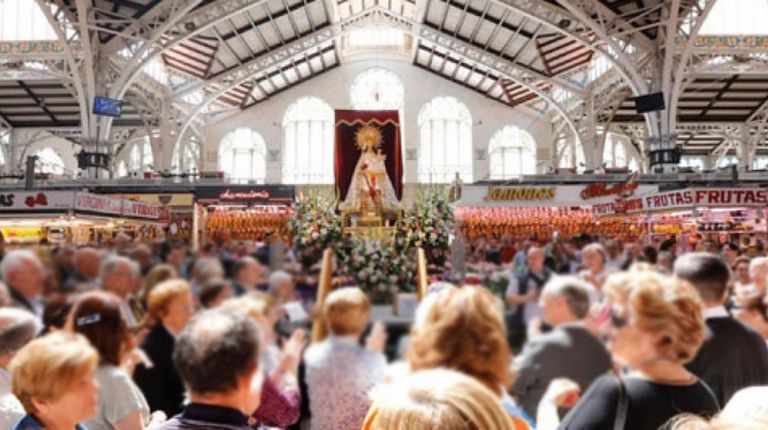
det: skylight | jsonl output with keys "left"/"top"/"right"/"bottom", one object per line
{"left": 347, "top": 26, "right": 405, "bottom": 48}
{"left": 0, "top": 0, "right": 57, "bottom": 41}
{"left": 699, "top": 0, "right": 768, "bottom": 35}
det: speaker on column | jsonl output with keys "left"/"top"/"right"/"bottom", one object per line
{"left": 634, "top": 92, "right": 665, "bottom": 113}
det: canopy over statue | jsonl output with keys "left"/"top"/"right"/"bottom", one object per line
{"left": 335, "top": 110, "right": 403, "bottom": 222}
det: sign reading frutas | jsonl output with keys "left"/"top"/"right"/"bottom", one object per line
{"left": 484, "top": 187, "right": 557, "bottom": 201}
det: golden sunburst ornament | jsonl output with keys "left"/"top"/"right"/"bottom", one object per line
{"left": 355, "top": 125, "right": 383, "bottom": 152}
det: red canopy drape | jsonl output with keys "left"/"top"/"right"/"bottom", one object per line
{"left": 334, "top": 110, "right": 403, "bottom": 202}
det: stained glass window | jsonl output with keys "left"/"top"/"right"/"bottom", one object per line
{"left": 350, "top": 68, "right": 404, "bottom": 110}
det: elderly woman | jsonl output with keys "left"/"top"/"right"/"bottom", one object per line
{"left": 133, "top": 279, "right": 195, "bottom": 417}
{"left": 305, "top": 287, "right": 387, "bottom": 430}
{"left": 70, "top": 291, "right": 154, "bottom": 430}
{"left": 538, "top": 272, "right": 719, "bottom": 430}
{"left": 363, "top": 368, "right": 516, "bottom": 430}
{"left": 578, "top": 243, "right": 611, "bottom": 292}
{"left": 10, "top": 332, "right": 99, "bottom": 429}
{"left": 398, "top": 285, "right": 530, "bottom": 428}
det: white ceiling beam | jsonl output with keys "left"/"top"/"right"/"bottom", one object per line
{"left": 171, "top": 6, "right": 585, "bottom": 152}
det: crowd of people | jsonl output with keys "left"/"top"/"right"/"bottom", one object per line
{"left": 0, "top": 229, "right": 767, "bottom": 429}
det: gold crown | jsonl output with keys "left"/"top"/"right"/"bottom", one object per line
{"left": 355, "top": 125, "right": 383, "bottom": 152}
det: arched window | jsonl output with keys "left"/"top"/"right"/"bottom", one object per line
{"left": 219, "top": 128, "right": 266, "bottom": 183}
{"left": 603, "top": 134, "right": 628, "bottom": 168}
{"left": 753, "top": 156, "right": 768, "bottom": 170}
{"left": 417, "top": 97, "right": 473, "bottom": 183}
{"left": 172, "top": 139, "right": 200, "bottom": 174}
{"left": 350, "top": 68, "right": 404, "bottom": 110}
{"left": 680, "top": 156, "right": 705, "bottom": 170}
{"left": 282, "top": 97, "right": 334, "bottom": 184}
{"left": 115, "top": 161, "right": 127, "bottom": 178}
{"left": 35, "top": 147, "right": 65, "bottom": 175}
{"left": 129, "top": 139, "right": 154, "bottom": 171}
{"left": 717, "top": 155, "right": 739, "bottom": 168}
{"left": 557, "top": 138, "right": 585, "bottom": 170}
{"left": 488, "top": 126, "right": 536, "bottom": 179}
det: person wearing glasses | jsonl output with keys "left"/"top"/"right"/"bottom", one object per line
{"left": 536, "top": 272, "right": 719, "bottom": 430}
{"left": 134, "top": 280, "right": 196, "bottom": 418}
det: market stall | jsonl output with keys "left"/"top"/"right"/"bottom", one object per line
{"left": 114, "top": 193, "right": 194, "bottom": 241}
{"left": 194, "top": 185, "right": 296, "bottom": 244}
{"left": 0, "top": 191, "right": 168, "bottom": 245}
{"left": 454, "top": 182, "right": 659, "bottom": 241}
{"left": 593, "top": 187, "right": 768, "bottom": 247}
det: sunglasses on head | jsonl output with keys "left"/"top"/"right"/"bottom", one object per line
{"left": 610, "top": 311, "right": 629, "bottom": 329}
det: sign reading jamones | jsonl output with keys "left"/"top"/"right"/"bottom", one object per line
{"left": 594, "top": 188, "right": 768, "bottom": 215}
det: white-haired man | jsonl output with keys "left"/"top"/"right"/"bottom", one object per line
{"left": 0, "top": 308, "right": 40, "bottom": 428}
{"left": 512, "top": 276, "right": 611, "bottom": 418}
{"left": 100, "top": 255, "right": 142, "bottom": 328}
{"left": 0, "top": 251, "right": 45, "bottom": 316}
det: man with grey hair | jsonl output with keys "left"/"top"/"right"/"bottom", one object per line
{"left": 0, "top": 308, "right": 40, "bottom": 427}
{"left": 512, "top": 276, "right": 611, "bottom": 418}
{"left": 100, "top": 255, "right": 142, "bottom": 328}
{"left": 269, "top": 270, "right": 296, "bottom": 304}
{"left": 62, "top": 246, "right": 101, "bottom": 292}
{"left": 0, "top": 250, "right": 45, "bottom": 316}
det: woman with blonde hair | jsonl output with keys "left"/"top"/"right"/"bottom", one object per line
{"left": 538, "top": 272, "right": 719, "bottom": 430}
{"left": 10, "top": 332, "right": 99, "bottom": 429}
{"left": 363, "top": 368, "right": 516, "bottom": 430}
{"left": 404, "top": 285, "right": 530, "bottom": 428}
{"left": 133, "top": 279, "right": 195, "bottom": 417}
{"left": 139, "top": 263, "right": 178, "bottom": 310}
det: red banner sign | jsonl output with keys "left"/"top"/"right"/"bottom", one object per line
{"left": 580, "top": 181, "right": 639, "bottom": 200}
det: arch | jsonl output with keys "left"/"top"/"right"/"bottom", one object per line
{"left": 116, "top": 161, "right": 128, "bottom": 178}
{"left": 282, "top": 97, "right": 334, "bottom": 184}
{"left": 602, "top": 133, "right": 628, "bottom": 168}
{"left": 417, "top": 96, "right": 473, "bottom": 183}
{"left": 219, "top": 127, "right": 266, "bottom": 183}
{"left": 350, "top": 68, "right": 404, "bottom": 110}
{"left": 35, "top": 147, "right": 65, "bottom": 175}
{"left": 172, "top": 138, "right": 200, "bottom": 174}
{"left": 129, "top": 138, "right": 154, "bottom": 171}
{"left": 488, "top": 126, "right": 537, "bottom": 179}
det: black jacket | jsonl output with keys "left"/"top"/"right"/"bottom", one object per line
{"left": 686, "top": 316, "right": 768, "bottom": 406}
{"left": 134, "top": 323, "right": 186, "bottom": 417}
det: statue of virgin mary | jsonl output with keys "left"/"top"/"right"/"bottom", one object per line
{"left": 339, "top": 125, "right": 401, "bottom": 214}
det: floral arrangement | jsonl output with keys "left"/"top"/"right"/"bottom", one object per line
{"left": 395, "top": 188, "right": 454, "bottom": 261}
{"left": 341, "top": 238, "right": 416, "bottom": 300}
{"left": 289, "top": 193, "right": 342, "bottom": 266}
